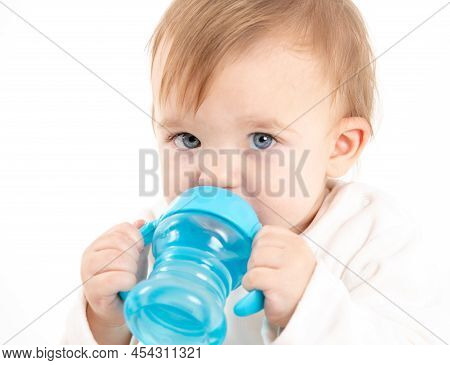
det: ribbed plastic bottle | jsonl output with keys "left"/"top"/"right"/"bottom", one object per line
{"left": 119, "top": 185, "right": 265, "bottom": 345}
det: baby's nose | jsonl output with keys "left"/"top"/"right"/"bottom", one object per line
{"left": 197, "top": 150, "right": 241, "bottom": 189}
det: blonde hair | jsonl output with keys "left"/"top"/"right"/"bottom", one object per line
{"left": 149, "top": 0, "right": 376, "bottom": 129}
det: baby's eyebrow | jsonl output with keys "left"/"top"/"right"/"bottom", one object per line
{"left": 158, "top": 118, "right": 184, "bottom": 129}
{"left": 158, "top": 116, "right": 292, "bottom": 133}
{"left": 237, "top": 117, "right": 289, "bottom": 132}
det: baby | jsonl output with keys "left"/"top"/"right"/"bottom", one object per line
{"left": 63, "top": 0, "right": 441, "bottom": 344}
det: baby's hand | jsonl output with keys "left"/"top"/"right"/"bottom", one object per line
{"left": 81, "top": 216, "right": 153, "bottom": 344}
{"left": 242, "top": 225, "right": 316, "bottom": 329}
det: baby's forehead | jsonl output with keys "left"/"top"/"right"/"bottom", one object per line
{"left": 152, "top": 36, "right": 324, "bottom": 88}
{"left": 152, "top": 37, "right": 331, "bottom": 122}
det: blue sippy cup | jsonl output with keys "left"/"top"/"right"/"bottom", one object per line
{"left": 119, "top": 185, "right": 265, "bottom": 345}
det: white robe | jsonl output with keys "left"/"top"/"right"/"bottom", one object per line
{"left": 61, "top": 180, "right": 448, "bottom": 344}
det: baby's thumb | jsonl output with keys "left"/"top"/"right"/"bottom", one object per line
{"left": 133, "top": 219, "right": 146, "bottom": 229}
{"left": 136, "top": 244, "right": 150, "bottom": 281}
{"left": 134, "top": 236, "right": 152, "bottom": 283}
{"left": 133, "top": 209, "right": 156, "bottom": 230}
{"left": 134, "top": 211, "right": 156, "bottom": 281}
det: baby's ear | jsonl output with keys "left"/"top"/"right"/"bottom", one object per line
{"left": 326, "top": 117, "right": 371, "bottom": 178}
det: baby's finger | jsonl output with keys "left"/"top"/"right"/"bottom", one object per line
{"left": 85, "top": 271, "right": 137, "bottom": 299}
{"left": 247, "top": 245, "right": 284, "bottom": 270}
{"left": 90, "top": 233, "right": 142, "bottom": 261}
{"left": 133, "top": 219, "right": 146, "bottom": 229}
{"left": 252, "top": 234, "right": 287, "bottom": 252}
{"left": 132, "top": 209, "right": 157, "bottom": 229}
{"left": 104, "top": 222, "right": 144, "bottom": 247}
{"left": 242, "top": 267, "right": 278, "bottom": 292}
{"left": 84, "top": 249, "right": 138, "bottom": 278}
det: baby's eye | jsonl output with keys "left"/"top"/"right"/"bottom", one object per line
{"left": 173, "top": 133, "right": 201, "bottom": 150}
{"left": 249, "top": 132, "right": 276, "bottom": 150}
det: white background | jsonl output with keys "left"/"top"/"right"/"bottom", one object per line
{"left": 0, "top": 0, "right": 449, "bottom": 345}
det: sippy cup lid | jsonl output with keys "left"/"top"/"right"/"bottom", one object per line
{"left": 160, "top": 185, "right": 261, "bottom": 239}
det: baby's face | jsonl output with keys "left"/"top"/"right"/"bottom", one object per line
{"left": 152, "top": 37, "right": 342, "bottom": 232}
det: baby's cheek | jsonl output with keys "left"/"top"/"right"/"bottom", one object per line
{"left": 160, "top": 148, "right": 199, "bottom": 197}
{"left": 255, "top": 193, "right": 311, "bottom": 228}
{"left": 253, "top": 150, "right": 328, "bottom": 228}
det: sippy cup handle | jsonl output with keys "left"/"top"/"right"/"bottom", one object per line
{"left": 233, "top": 223, "right": 265, "bottom": 316}
{"left": 233, "top": 289, "right": 265, "bottom": 317}
{"left": 118, "top": 220, "right": 158, "bottom": 301}
{"left": 138, "top": 219, "right": 158, "bottom": 247}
